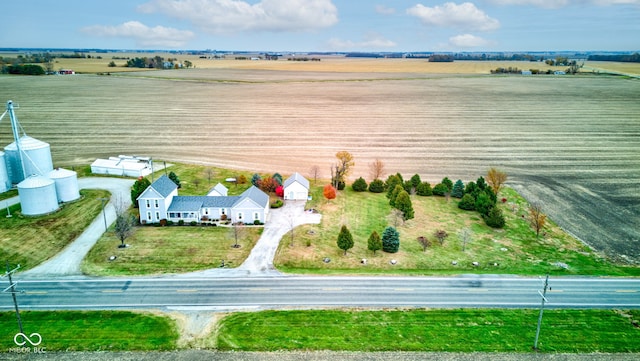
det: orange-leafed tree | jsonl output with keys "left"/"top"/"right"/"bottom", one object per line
{"left": 528, "top": 202, "right": 547, "bottom": 238}
{"left": 323, "top": 184, "right": 337, "bottom": 201}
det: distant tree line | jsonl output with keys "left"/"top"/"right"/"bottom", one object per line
{"left": 588, "top": 53, "right": 640, "bottom": 63}
{"left": 428, "top": 54, "right": 454, "bottom": 62}
{"left": 287, "top": 57, "right": 321, "bottom": 62}
{"left": 2, "top": 64, "right": 45, "bottom": 75}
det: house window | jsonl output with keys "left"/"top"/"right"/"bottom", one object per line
{"left": 238, "top": 212, "right": 243, "bottom": 220}
{"left": 221, "top": 209, "right": 226, "bottom": 215}
{"left": 154, "top": 199, "right": 159, "bottom": 208}
{"left": 146, "top": 212, "right": 152, "bottom": 221}
{"left": 155, "top": 212, "right": 160, "bottom": 220}
{"left": 254, "top": 212, "right": 259, "bottom": 220}
{"left": 146, "top": 199, "right": 150, "bottom": 208}
{"left": 204, "top": 209, "right": 209, "bottom": 215}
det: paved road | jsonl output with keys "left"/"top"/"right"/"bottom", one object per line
{"left": 5, "top": 276, "right": 639, "bottom": 311}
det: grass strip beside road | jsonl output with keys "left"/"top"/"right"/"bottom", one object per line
{"left": 0, "top": 311, "right": 178, "bottom": 351}
{"left": 216, "top": 309, "right": 640, "bottom": 352}
{"left": 0, "top": 189, "right": 110, "bottom": 271}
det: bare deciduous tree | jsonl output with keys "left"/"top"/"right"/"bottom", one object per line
{"left": 487, "top": 167, "right": 508, "bottom": 195}
{"left": 369, "top": 158, "right": 386, "bottom": 181}
{"left": 528, "top": 202, "right": 547, "bottom": 238}
{"left": 113, "top": 196, "right": 136, "bottom": 248}
{"left": 458, "top": 228, "right": 473, "bottom": 252}
{"left": 388, "top": 208, "right": 405, "bottom": 227}
{"left": 309, "top": 165, "right": 321, "bottom": 186}
{"left": 333, "top": 151, "right": 354, "bottom": 188}
{"left": 206, "top": 168, "right": 215, "bottom": 186}
{"left": 230, "top": 222, "right": 246, "bottom": 248}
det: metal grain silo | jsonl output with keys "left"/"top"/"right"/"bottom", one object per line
{"left": 0, "top": 151, "right": 9, "bottom": 193}
{"left": 4, "top": 135, "right": 54, "bottom": 183}
{"left": 17, "top": 175, "right": 59, "bottom": 216}
{"left": 48, "top": 168, "right": 80, "bottom": 202}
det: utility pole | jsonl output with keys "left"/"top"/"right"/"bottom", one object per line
{"left": 98, "top": 198, "right": 109, "bottom": 231}
{"left": 2, "top": 262, "right": 24, "bottom": 334}
{"left": 534, "top": 274, "right": 550, "bottom": 351}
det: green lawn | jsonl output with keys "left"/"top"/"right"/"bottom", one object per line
{"left": 275, "top": 186, "right": 639, "bottom": 276}
{"left": 0, "top": 311, "right": 177, "bottom": 351}
{"left": 215, "top": 309, "right": 640, "bottom": 352}
{"left": 0, "top": 189, "right": 110, "bottom": 271}
{"left": 82, "top": 224, "right": 262, "bottom": 275}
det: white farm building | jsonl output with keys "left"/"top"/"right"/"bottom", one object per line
{"left": 91, "top": 156, "right": 153, "bottom": 177}
{"left": 283, "top": 172, "right": 310, "bottom": 200}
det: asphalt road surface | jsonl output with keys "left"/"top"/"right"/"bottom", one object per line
{"left": 4, "top": 276, "right": 639, "bottom": 311}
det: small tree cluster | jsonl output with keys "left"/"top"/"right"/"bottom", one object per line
{"left": 457, "top": 175, "right": 505, "bottom": 228}
{"left": 131, "top": 177, "right": 151, "bottom": 207}
{"left": 337, "top": 225, "right": 354, "bottom": 255}
{"left": 168, "top": 171, "right": 181, "bottom": 188}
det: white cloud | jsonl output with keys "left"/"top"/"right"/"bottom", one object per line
{"left": 82, "top": 21, "right": 195, "bottom": 48}
{"left": 489, "top": 0, "right": 639, "bottom": 8}
{"left": 327, "top": 34, "right": 397, "bottom": 50}
{"left": 138, "top": 0, "right": 338, "bottom": 34}
{"left": 448, "top": 33, "right": 491, "bottom": 47}
{"left": 375, "top": 5, "right": 396, "bottom": 15}
{"left": 407, "top": 2, "right": 500, "bottom": 31}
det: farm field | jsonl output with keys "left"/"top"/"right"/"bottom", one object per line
{"left": 0, "top": 69, "right": 638, "bottom": 264}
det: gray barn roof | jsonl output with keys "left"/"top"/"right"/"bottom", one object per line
{"left": 284, "top": 172, "right": 310, "bottom": 189}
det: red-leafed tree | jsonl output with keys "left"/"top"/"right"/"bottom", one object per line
{"left": 275, "top": 185, "right": 284, "bottom": 197}
{"left": 323, "top": 184, "right": 336, "bottom": 201}
{"left": 258, "top": 176, "right": 278, "bottom": 193}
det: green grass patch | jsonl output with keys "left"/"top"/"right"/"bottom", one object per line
{"left": 0, "top": 189, "right": 110, "bottom": 271}
{"left": 0, "top": 311, "right": 177, "bottom": 351}
{"left": 0, "top": 189, "right": 18, "bottom": 202}
{"left": 215, "top": 309, "right": 640, "bottom": 352}
{"left": 275, "top": 186, "right": 639, "bottom": 276}
{"left": 82, "top": 224, "right": 262, "bottom": 276}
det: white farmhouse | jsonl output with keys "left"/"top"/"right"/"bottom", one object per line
{"left": 283, "top": 172, "right": 310, "bottom": 201}
{"left": 137, "top": 175, "right": 269, "bottom": 225}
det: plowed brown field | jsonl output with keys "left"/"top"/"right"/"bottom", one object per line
{"left": 1, "top": 68, "right": 638, "bottom": 263}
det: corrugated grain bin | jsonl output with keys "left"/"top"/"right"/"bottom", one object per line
{"left": 4, "top": 135, "right": 54, "bottom": 183}
{"left": 17, "top": 175, "right": 59, "bottom": 216}
{"left": 48, "top": 168, "right": 80, "bottom": 202}
{"left": 0, "top": 151, "right": 9, "bottom": 193}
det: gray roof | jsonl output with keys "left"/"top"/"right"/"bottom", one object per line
{"left": 208, "top": 183, "right": 228, "bottom": 196}
{"left": 167, "top": 197, "right": 203, "bottom": 212}
{"left": 151, "top": 175, "right": 178, "bottom": 198}
{"left": 239, "top": 186, "right": 269, "bottom": 207}
{"left": 284, "top": 172, "right": 309, "bottom": 189}
{"left": 204, "top": 196, "right": 240, "bottom": 208}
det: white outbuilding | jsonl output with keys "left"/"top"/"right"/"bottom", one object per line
{"left": 91, "top": 156, "right": 152, "bottom": 177}
{"left": 283, "top": 172, "right": 310, "bottom": 201}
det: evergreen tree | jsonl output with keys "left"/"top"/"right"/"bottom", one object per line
{"left": 410, "top": 174, "right": 422, "bottom": 191}
{"left": 368, "top": 231, "right": 382, "bottom": 255}
{"left": 474, "top": 192, "right": 493, "bottom": 216}
{"left": 389, "top": 184, "right": 404, "bottom": 207}
{"left": 476, "top": 176, "right": 487, "bottom": 191}
{"left": 458, "top": 194, "right": 476, "bottom": 210}
{"left": 251, "top": 173, "right": 262, "bottom": 187}
{"left": 382, "top": 226, "right": 400, "bottom": 253}
{"left": 484, "top": 206, "right": 506, "bottom": 228}
{"left": 352, "top": 177, "right": 368, "bottom": 192}
{"left": 464, "top": 181, "right": 478, "bottom": 197}
{"left": 416, "top": 181, "right": 433, "bottom": 196}
{"left": 451, "top": 179, "right": 465, "bottom": 198}
{"left": 441, "top": 177, "right": 453, "bottom": 192}
{"left": 385, "top": 174, "right": 402, "bottom": 198}
{"left": 403, "top": 180, "right": 414, "bottom": 194}
{"left": 131, "top": 177, "right": 151, "bottom": 207}
{"left": 272, "top": 173, "right": 283, "bottom": 185}
{"left": 368, "top": 179, "right": 385, "bottom": 193}
{"left": 394, "top": 190, "right": 414, "bottom": 220}
{"left": 337, "top": 225, "right": 354, "bottom": 255}
{"left": 168, "top": 171, "right": 181, "bottom": 188}
{"left": 432, "top": 183, "right": 449, "bottom": 196}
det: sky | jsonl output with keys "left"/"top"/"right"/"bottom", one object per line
{"left": 1, "top": 0, "right": 638, "bottom": 52}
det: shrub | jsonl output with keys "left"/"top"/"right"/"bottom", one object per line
{"left": 382, "top": 226, "right": 400, "bottom": 253}
{"left": 336, "top": 181, "right": 346, "bottom": 190}
{"left": 271, "top": 199, "right": 284, "bottom": 208}
{"left": 385, "top": 174, "right": 402, "bottom": 198}
{"left": 432, "top": 183, "right": 448, "bottom": 196}
{"left": 159, "top": 219, "right": 167, "bottom": 226}
{"left": 441, "top": 177, "right": 453, "bottom": 192}
{"left": 189, "top": 221, "right": 198, "bottom": 226}
{"left": 416, "top": 181, "right": 432, "bottom": 196}
{"left": 458, "top": 194, "right": 476, "bottom": 210}
{"left": 323, "top": 184, "right": 337, "bottom": 200}
{"left": 178, "top": 220, "right": 185, "bottom": 226}
{"left": 368, "top": 231, "right": 382, "bottom": 255}
{"left": 368, "top": 179, "right": 385, "bottom": 193}
{"left": 394, "top": 190, "right": 414, "bottom": 220}
{"left": 352, "top": 177, "right": 368, "bottom": 192}
{"left": 337, "top": 225, "right": 354, "bottom": 255}
{"left": 254, "top": 219, "right": 262, "bottom": 225}
{"left": 474, "top": 192, "right": 493, "bottom": 216}
{"left": 388, "top": 184, "right": 404, "bottom": 207}
{"left": 166, "top": 220, "right": 174, "bottom": 226}
{"left": 484, "top": 206, "right": 506, "bottom": 228}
